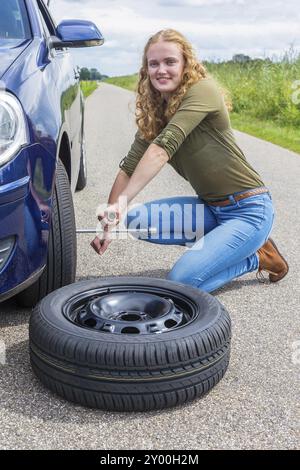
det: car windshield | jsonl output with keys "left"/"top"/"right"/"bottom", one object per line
{"left": 0, "top": 0, "right": 31, "bottom": 41}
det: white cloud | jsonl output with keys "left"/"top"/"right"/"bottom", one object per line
{"left": 49, "top": 0, "right": 300, "bottom": 75}
{"left": 159, "top": 0, "right": 246, "bottom": 5}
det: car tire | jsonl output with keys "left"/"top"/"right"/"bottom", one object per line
{"left": 29, "top": 277, "right": 231, "bottom": 412}
{"left": 17, "top": 160, "right": 77, "bottom": 308}
{"left": 76, "top": 130, "right": 87, "bottom": 191}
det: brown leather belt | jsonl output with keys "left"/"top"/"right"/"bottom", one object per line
{"left": 207, "top": 187, "right": 270, "bottom": 207}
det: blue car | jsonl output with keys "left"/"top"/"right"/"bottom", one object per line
{"left": 0, "top": 0, "right": 104, "bottom": 306}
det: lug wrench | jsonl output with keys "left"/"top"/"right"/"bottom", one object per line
{"left": 78, "top": 227, "right": 158, "bottom": 254}
{"left": 76, "top": 228, "right": 157, "bottom": 235}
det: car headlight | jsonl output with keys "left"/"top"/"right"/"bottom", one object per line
{"left": 0, "top": 92, "right": 28, "bottom": 167}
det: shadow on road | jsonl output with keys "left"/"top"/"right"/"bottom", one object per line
{"left": 0, "top": 297, "right": 31, "bottom": 326}
{"left": 76, "top": 270, "right": 262, "bottom": 295}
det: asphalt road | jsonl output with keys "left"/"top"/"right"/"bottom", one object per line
{"left": 0, "top": 83, "right": 299, "bottom": 450}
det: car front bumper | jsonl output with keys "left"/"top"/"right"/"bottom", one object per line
{"left": 0, "top": 145, "right": 54, "bottom": 302}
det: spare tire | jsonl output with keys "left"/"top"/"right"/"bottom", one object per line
{"left": 29, "top": 277, "right": 231, "bottom": 412}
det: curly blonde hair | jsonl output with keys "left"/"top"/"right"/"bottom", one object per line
{"left": 136, "top": 29, "right": 208, "bottom": 141}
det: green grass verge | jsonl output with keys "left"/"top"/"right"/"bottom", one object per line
{"left": 103, "top": 73, "right": 299, "bottom": 155}
{"left": 104, "top": 74, "right": 138, "bottom": 91}
{"left": 230, "top": 113, "right": 300, "bottom": 154}
{"left": 80, "top": 81, "right": 99, "bottom": 98}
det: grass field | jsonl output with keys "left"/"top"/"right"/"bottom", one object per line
{"left": 80, "top": 81, "right": 99, "bottom": 98}
{"left": 230, "top": 112, "right": 300, "bottom": 154}
{"left": 105, "top": 74, "right": 139, "bottom": 92}
{"left": 103, "top": 54, "right": 300, "bottom": 154}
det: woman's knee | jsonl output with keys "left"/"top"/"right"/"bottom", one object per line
{"left": 124, "top": 203, "right": 150, "bottom": 229}
{"left": 166, "top": 268, "right": 186, "bottom": 284}
{"left": 167, "top": 264, "right": 195, "bottom": 285}
{"left": 167, "top": 252, "right": 210, "bottom": 287}
{"left": 167, "top": 268, "right": 206, "bottom": 289}
{"left": 123, "top": 203, "right": 152, "bottom": 241}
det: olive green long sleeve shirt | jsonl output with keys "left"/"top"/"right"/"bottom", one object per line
{"left": 119, "top": 77, "right": 264, "bottom": 202}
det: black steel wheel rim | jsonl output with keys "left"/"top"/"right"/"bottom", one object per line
{"left": 63, "top": 285, "right": 199, "bottom": 335}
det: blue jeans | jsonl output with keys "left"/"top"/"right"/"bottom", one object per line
{"left": 125, "top": 190, "right": 275, "bottom": 292}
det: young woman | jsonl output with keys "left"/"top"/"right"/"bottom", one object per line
{"left": 91, "top": 29, "right": 288, "bottom": 293}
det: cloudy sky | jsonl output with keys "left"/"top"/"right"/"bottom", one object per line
{"left": 49, "top": 0, "right": 300, "bottom": 76}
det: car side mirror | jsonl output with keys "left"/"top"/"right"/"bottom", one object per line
{"left": 49, "top": 19, "right": 104, "bottom": 49}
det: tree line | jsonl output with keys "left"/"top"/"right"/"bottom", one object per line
{"left": 79, "top": 67, "right": 109, "bottom": 81}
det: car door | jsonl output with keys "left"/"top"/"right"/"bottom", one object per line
{"left": 37, "top": 0, "right": 82, "bottom": 183}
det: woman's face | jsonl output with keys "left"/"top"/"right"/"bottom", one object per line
{"left": 147, "top": 40, "right": 185, "bottom": 99}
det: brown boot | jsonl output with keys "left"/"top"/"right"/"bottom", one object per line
{"left": 257, "top": 238, "right": 289, "bottom": 282}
